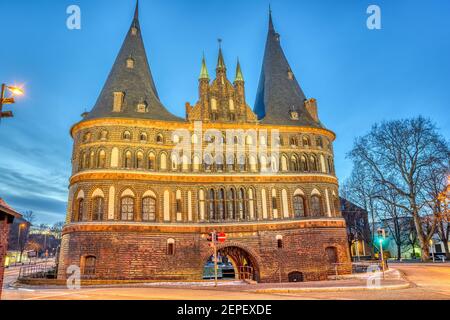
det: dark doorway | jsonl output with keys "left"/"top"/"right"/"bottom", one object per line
{"left": 288, "top": 271, "right": 304, "bottom": 282}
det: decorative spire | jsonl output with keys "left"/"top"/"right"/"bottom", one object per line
{"left": 235, "top": 58, "right": 244, "bottom": 82}
{"left": 199, "top": 53, "right": 210, "bottom": 80}
{"left": 269, "top": 4, "right": 275, "bottom": 32}
{"left": 216, "top": 38, "right": 226, "bottom": 70}
{"left": 134, "top": 0, "right": 139, "bottom": 20}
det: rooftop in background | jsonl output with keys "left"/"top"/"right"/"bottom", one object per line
{"left": 0, "top": 197, "right": 22, "bottom": 220}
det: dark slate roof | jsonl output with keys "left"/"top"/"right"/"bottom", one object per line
{"left": 254, "top": 12, "right": 323, "bottom": 128}
{"left": 84, "top": 2, "right": 182, "bottom": 122}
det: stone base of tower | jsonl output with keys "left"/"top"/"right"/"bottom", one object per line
{"left": 57, "top": 219, "right": 351, "bottom": 283}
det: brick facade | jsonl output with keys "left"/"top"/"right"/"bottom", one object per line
{"left": 0, "top": 199, "right": 21, "bottom": 298}
{"left": 0, "top": 217, "right": 10, "bottom": 297}
{"left": 58, "top": 220, "right": 350, "bottom": 282}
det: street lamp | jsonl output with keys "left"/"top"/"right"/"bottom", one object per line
{"left": 0, "top": 83, "right": 24, "bottom": 121}
{"left": 17, "top": 223, "right": 27, "bottom": 263}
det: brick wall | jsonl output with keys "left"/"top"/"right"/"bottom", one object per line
{"left": 0, "top": 216, "right": 12, "bottom": 298}
{"left": 58, "top": 222, "right": 350, "bottom": 283}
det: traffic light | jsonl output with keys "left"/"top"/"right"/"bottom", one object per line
{"left": 377, "top": 228, "right": 386, "bottom": 239}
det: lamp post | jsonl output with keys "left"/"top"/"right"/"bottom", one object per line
{"left": 17, "top": 223, "right": 26, "bottom": 263}
{"left": 0, "top": 83, "right": 24, "bottom": 122}
{"left": 430, "top": 239, "right": 435, "bottom": 262}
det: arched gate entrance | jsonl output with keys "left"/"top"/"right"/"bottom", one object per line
{"left": 203, "top": 245, "right": 260, "bottom": 282}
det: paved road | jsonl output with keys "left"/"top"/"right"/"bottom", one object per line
{"left": 2, "top": 263, "right": 449, "bottom": 300}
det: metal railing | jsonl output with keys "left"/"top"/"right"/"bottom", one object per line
{"left": 329, "top": 261, "right": 384, "bottom": 277}
{"left": 19, "top": 261, "right": 57, "bottom": 280}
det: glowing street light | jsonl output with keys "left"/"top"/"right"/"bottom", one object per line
{"left": 0, "top": 83, "right": 25, "bottom": 121}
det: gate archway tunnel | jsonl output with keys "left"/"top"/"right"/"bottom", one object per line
{"left": 202, "top": 245, "right": 260, "bottom": 282}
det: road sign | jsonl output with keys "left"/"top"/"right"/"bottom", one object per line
{"left": 217, "top": 232, "right": 226, "bottom": 243}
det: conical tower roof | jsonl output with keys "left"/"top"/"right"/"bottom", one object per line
{"left": 254, "top": 11, "right": 322, "bottom": 127}
{"left": 235, "top": 58, "right": 244, "bottom": 82}
{"left": 85, "top": 1, "right": 181, "bottom": 122}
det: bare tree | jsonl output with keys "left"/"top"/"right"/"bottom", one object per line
{"left": 22, "top": 210, "right": 35, "bottom": 226}
{"left": 425, "top": 169, "right": 449, "bottom": 258}
{"left": 377, "top": 186, "right": 409, "bottom": 260}
{"left": 341, "top": 164, "right": 379, "bottom": 257}
{"left": 51, "top": 221, "right": 65, "bottom": 240}
{"left": 348, "top": 116, "right": 450, "bottom": 261}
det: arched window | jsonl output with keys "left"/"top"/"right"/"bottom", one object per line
{"left": 99, "top": 130, "right": 108, "bottom": 140}
{"left": 218, "top": 189, "right": 226, "bottom": 220}
{"left": 227, "top": 189, "right": 236, "bottom": 220}
{"left": 191, "top": 134, "right": 199, "bottom": 144}
{"left": 271, "top": 189, "right": 278, "bottom": 218}
{"left": 290, "top": 155, "right": 299, "bottom": 172}
{"left": 260, "top": 155, "right": 268, "bottom": 172}
{"left": 311, "top": 195, "right": 322, "bottom": 216}
{"left": 249, "top": 156, "right": 257, "bottom": 172}
{"left": 316, "top": 137, "right": 323, "bottom": 148}
{"left": 92, "top": 197, "right": 104, "bottom": 221}
{"left": 270, "top": 156, "right": 278, "bottom": 173}
{"left": 121, "top": 197, "right": 134, "bottom": 221}
{"left": 159, "top": 153, "right": 167, "bottom": 170}
{"left": 310, "top": 156, "right": 318, "bottom": 172}
{"left": 156, "top": 134, "right": 164, "bottom": 144}
{"left": 97, "top": 150, "right": 106, "bottom": 168}
{"left": 302, "top": 136, "right": 311, "bottom": 147}
{"left": 216, "top": 154, "right": 224, "bottom": 172}
{"left": 198, "top": 189, "right": 205, "bottom": 221}
{"left": 281, "top": 155, "right": 288, "bottom": 172}
{"left": 123, "top": 131, "right": 131, "bottom": 140}
{"left": 301, "top": 156, "right": 309, "bottom": 172}
{"left": 171, "top": 154, "right": 179, "bottom": 171}
{"left": 276, "top": 235, "right": 283, "bottom": 249}
{"left": 148, "top": 152, "right": 156, "bottom": 170}
{"left": 176, "top": 190, "right": 182, "bottom": 216}
{"left": 89, "top": 151, "right": 95, "bottom": 169}
{"left": 124, "top": 151, "right": 132, "bottom": 168}
{"left": 193, "top": 154, "right": 201, "bottom": 172}
{"left": 238, "top": 188, "right": 246, "bottom": 220}
{"left": 204, "top": 154, "right": 213, "bottom": 171}
{"left": 80, "top": 151, "right": 87, "bottom": 170}
{"left": 290, "top": 136, "right": 298, "bottom": 147}
{"left": 82, "top": 132, "right": 91, "bottom": 143}
{"left": 248, "top": 188, "right": 255, "bottom": 219}
{"left": 293, "top": 195, "right": 306, "bottom": 218}
{"left": 83, "top": 256, "right": 96, "bottom": 275}
{"left": 140, "top": 132, "right": 147, "bottom": 142}
{"left": 142, "top": 197, "right": 156, "bottom": 221}
{"left": 226, "top": 154, "right": 235, "bottom": 172}
{"left": 208, "top": 189, "right": 216, "bottom": 220}
{"left": 182, "top": 155, "right": 189, "bottom": 172}
{"left": 327, "top": 157, "right": 334, "bottom": 174}
{"left": 136, "top": 151, "right": 144, "bottom": 169}
{"left": 238, "top": 155, "right": 246, "bottom": 172}
{"left": 77, "top": 198, "right": 84, "bottom": 222}
{"left": 167, "top": 239, "right": 175, "bottom": 255}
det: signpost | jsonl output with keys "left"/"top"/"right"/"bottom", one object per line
{"left": 207, "top": 230, "right": 226, "bottom": 287}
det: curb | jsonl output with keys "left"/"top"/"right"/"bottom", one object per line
{"left": 252, "top": 282, "right": 411, "bottom": 293}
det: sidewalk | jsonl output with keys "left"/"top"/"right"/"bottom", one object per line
{"left": 10, "top": 268, "right": 411, "bottom": 293}
{"left": 248, "top": 269, "right": 410, "bottom": 294}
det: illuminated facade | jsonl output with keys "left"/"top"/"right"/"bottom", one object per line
{"left": 58, "top": 3, "right": 350, "bottom": 283}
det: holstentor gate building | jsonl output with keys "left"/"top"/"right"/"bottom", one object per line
{"left": 58, "top": 3, "right": 350, "bottom": 283}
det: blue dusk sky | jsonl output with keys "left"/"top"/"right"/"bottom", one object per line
{"left": 0, "top": 0, "right": 449, "bottom": 224}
